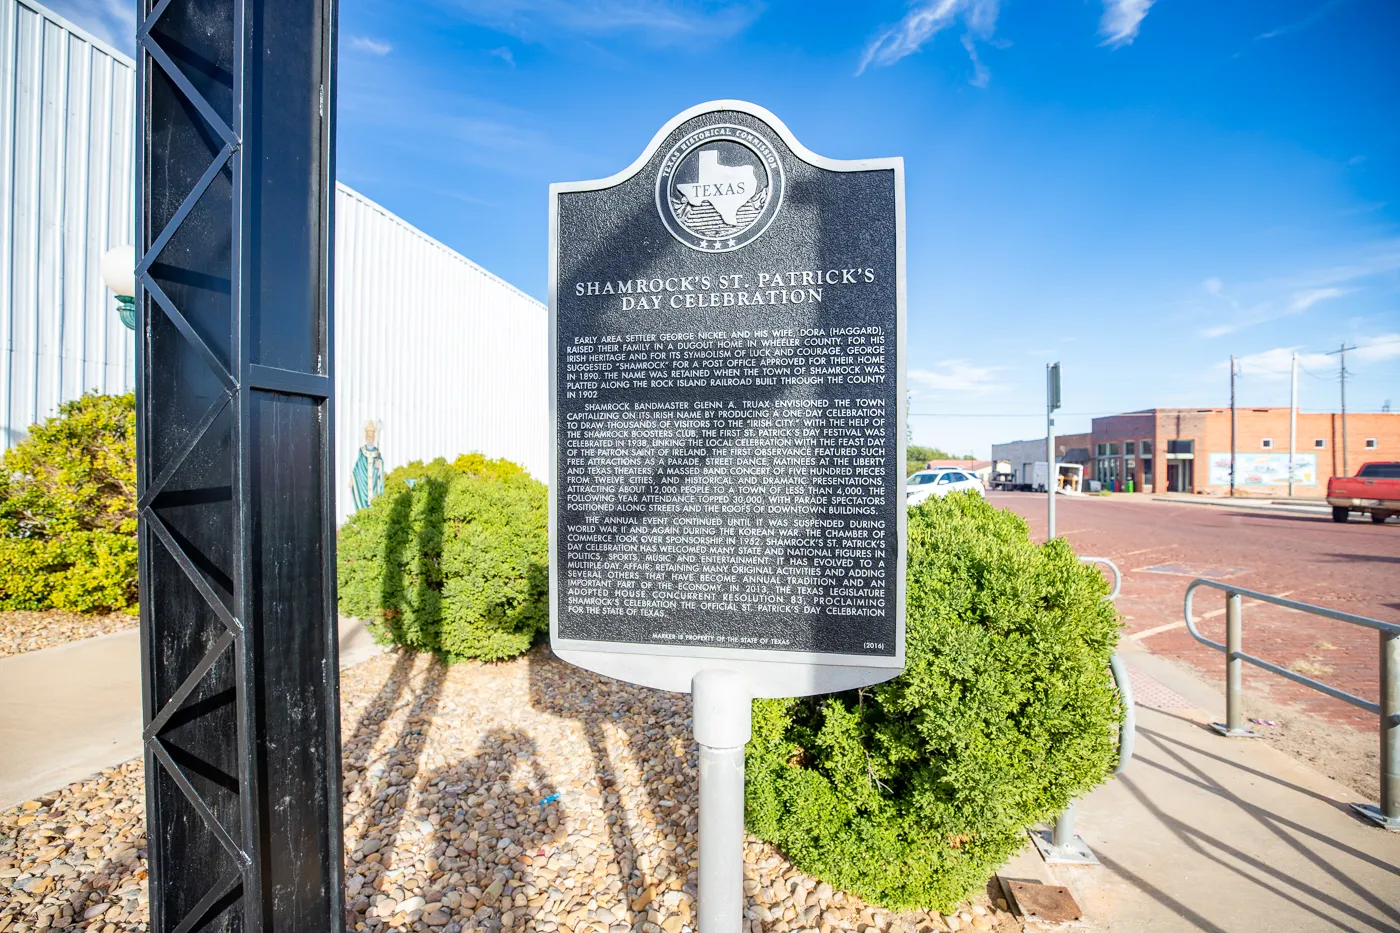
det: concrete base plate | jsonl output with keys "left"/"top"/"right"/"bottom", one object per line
{"left": 1208, "top": 722, "right": 1260, "bottom": 737}
{"left": 1030, "top": 829, "right": 1100, "bottom": 865}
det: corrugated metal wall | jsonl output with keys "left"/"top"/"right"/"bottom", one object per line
{"left": 0, "top": 1, "right": 550, "bottom": 522}
{"left": 0, "top": 0, "right": 134, "bottom": 448}
{"left": 333, "top": 184, "right": 548, "bottom": 522}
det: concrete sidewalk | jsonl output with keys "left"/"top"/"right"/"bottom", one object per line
{"left": 1001, "top": 645, "right": 1400, "bottom": 931}
{"left": 0, "top": 616, "right": 378, "bottom": 808}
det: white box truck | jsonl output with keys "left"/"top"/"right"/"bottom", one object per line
{"left": 1032, "top": 462, "right": 1084, "bottom": 493}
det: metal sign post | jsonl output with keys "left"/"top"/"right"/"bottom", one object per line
{"left": 1047, "top": 362, "right": 1060, "bottom": 537}
{"left": 549, "top": 101, "right": 906, "bottom": 930}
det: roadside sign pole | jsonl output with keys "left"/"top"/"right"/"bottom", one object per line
{"left": 1230, "top": 355, "right": 1237, "bottom": 497}
{"left": 1047, "top": 362, "right": 1060, "bottom": 538}
{"left": 1289, "top": 352, "right": 1297, "bottom": 497}
{"left": 693, "top": 670, "right": 752, "bottom": 933}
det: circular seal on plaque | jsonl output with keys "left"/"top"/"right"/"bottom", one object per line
{"left": 656, "top": 124, "right": 785, "bottom": 252}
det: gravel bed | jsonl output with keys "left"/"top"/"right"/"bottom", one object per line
{"left": 0, "top": 612, "right": 137, "bottom": 659}
{"left": 1, "top": 648, "right": 1020, "bottom": 933}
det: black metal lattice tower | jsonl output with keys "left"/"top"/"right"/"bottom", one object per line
{"left": 136, "top": 0, "right": 342, "bottom": 929}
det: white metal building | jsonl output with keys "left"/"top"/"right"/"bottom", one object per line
{"left": 333, "top": 185, "right": 548, "bottom": 521}
{"left": 0, "top": 0, "right": 549, "bottom": 522}
{"left": 0, "top": 0, "right": 135, "bottom": 447}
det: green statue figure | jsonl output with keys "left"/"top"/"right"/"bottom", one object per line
{"left": 351, "top": 421, "right": 385, "bottom": 512}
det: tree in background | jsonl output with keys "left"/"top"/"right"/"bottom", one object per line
{"left": 907, "top": 444, "right": 974, "bottom": 477}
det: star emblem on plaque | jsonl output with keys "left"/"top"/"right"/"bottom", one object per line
{"left": 656, "top": 124, "right": 785, "bottom": 252}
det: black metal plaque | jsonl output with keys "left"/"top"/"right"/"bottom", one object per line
{"left": 550, "top": 101, "right": 905, "bottom": 676}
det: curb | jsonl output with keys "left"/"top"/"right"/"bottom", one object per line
{"left": 1149, "top": 496, "right": 1329, "bottom": 517}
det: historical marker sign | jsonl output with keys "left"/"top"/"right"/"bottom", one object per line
{"left": 550, "top": 100, "right": 905, "bottom": 697}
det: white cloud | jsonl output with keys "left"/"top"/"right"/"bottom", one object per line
{"left": 447, "top": 0, "right": 761, "bottom": 44}
{"left": 1098, "top": 0, "right": 1155, "bottom": 49}
{"left": 348, "top": 35, "right": 393, "bottom": 55}
{"left": 910, "top": 359, "right": 1005, "bottom": 395}
{"left": 42, "top": 0, "right": 135, "bottom": 53}
{"left": 1289, "top": 287, "right": 1349, "bottom": 312}
{"left": 1200, "top": 278, "right": 1357, "bottom": 339}
{"left": 1232, "top": 334, "right": 1400, "bottom": 381}
{"left": 1257, "top": 0, "right": 1349, "bottom": 40}
{"left": 1354, "top": 333, "right": 1400, "bottom": 365}
{"left": 857, "top": 0, "right": 1000, "bottom": 81}
{"left": 1233, "top": 346, "right": 1326, "bottom": 379}
{"left": 489, "top": 46, "right": 517, "bottom": 66}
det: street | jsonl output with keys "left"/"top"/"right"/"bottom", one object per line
{"left": 990, "top": 492, "right": 1400, "bottom": 731}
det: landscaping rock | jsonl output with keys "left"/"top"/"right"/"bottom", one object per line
{"left": 0, "top": 610, "right": 136, "bottom": 658}
{"left": 0, "top": 648, "right": 1007, "bottom": 933}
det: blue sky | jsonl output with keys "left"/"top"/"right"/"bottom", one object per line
{"left": 65, "top": 0, "right": 1400, "bottom": 457}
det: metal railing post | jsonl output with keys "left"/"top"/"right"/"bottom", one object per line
{"left": 1051, "top": 804, "right": 1077, "bottom": 849}
{"left": 1212, "top": 590, "right": 1258, "bottom": 738}
{"left": 1377, "top": 632, "right": 1398, "bottom": 825}
{"left": 1182, "top": 578, "right": 1399, "bottom": 828}
{"left": 1355, "top": 630, "right": 1400, "bottom": 830}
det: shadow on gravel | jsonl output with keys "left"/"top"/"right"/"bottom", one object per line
{"left": 343, "top": 682, "right": 567, "bottom": 932}
{"left": 528, "top": 645, "right": 698, "bottom": 932}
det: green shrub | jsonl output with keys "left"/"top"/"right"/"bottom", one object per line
{"left": 0, "top": 392, "right": 138, "bottom": 612}
{"left": 337, "top": 453, "right": 548, "bottom": 662}
{"left": 745, "top": 492, "right": 1122, "bottom": 912}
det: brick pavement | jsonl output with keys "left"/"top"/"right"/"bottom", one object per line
{"left": 989, "top": 491, "right": 1400, "bottom": 731}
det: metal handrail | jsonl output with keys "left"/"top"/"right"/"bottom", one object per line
{"left": 1182, "top": 577, "right": 1399, "bottom": 830}
{"left": 1080, "top": 555, "right": 1122, "bottom": 601}
{"left": 1040, "top": 557, "right": 1135, "bottom": 862}
{"left": 1183, "top": 579, "right": 1399, "bottom": 716}
{"left": 1109, "top": 652, "right": 1135, "bottom": 774}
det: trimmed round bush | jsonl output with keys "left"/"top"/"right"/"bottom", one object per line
{"left": 337, "top": 454, "right": 548, "bottom": 662}
{"left": 745, "top": 492, "right": 1123, "bottom": 912}
{"left": 0, "top": 392, "right": 138, "bottom": 612}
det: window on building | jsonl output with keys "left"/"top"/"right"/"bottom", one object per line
{"left": 1314, "top": 438, "right": 1325, "bottom": 449}
{"left": 1261, "top": 438, "right": 1273, "bottom": 449}
{"left": 1167, "top": 439, "right": 1194, "bottom": 454}
{"left": 1125, "top": 441, "right": 1136, "bottom": 456}
{"left": 1096, "top": 443, "right": 1107, "bottom": 457}
{"left": 1108, "top": 442, "right": 1120, "bottom": 456}
{"left": 1366, "top": 438, "right": 1378, "bottom": 449}
{"left": 1140, "top": 440, "right": 1153, "bottom": 455}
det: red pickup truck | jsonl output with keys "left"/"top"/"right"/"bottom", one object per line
{"left": 1328, "top": 462, "right": 1400, "bottom": 524}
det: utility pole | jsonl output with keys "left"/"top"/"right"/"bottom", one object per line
{"left": 1230, "top": 354, "right": 1237, "bottom": 497}
{"left": 1289, "top": 352, "right": 1297, "bottom": 497}
{"left": 1047, "top": 362, "right": 1061, "bottom": 539}
{"left": 1327, "top": 344, "right": 1356, "bottom": 476}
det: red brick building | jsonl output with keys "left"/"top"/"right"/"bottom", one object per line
{"left": 1089, "top": 408, "right": 1400, "bottom": 497}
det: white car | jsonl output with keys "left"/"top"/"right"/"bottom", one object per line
{"left": 907, "top": 469, "right": 985, "bottom": 506}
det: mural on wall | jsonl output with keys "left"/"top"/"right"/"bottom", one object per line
{"left": 1208, "top": 452, "right": 1317, "bottom": 487}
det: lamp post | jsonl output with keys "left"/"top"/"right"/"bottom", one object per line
{"left": 99, "top": 244, "right": 137, "bottom": 330}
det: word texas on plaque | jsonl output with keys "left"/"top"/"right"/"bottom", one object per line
{"left": 549, "top": 100, "right": 905, "bottom": 697}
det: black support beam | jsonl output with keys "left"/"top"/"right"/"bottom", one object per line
{"left": 136, "top": 0, "right": 342, "bottom": 929}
